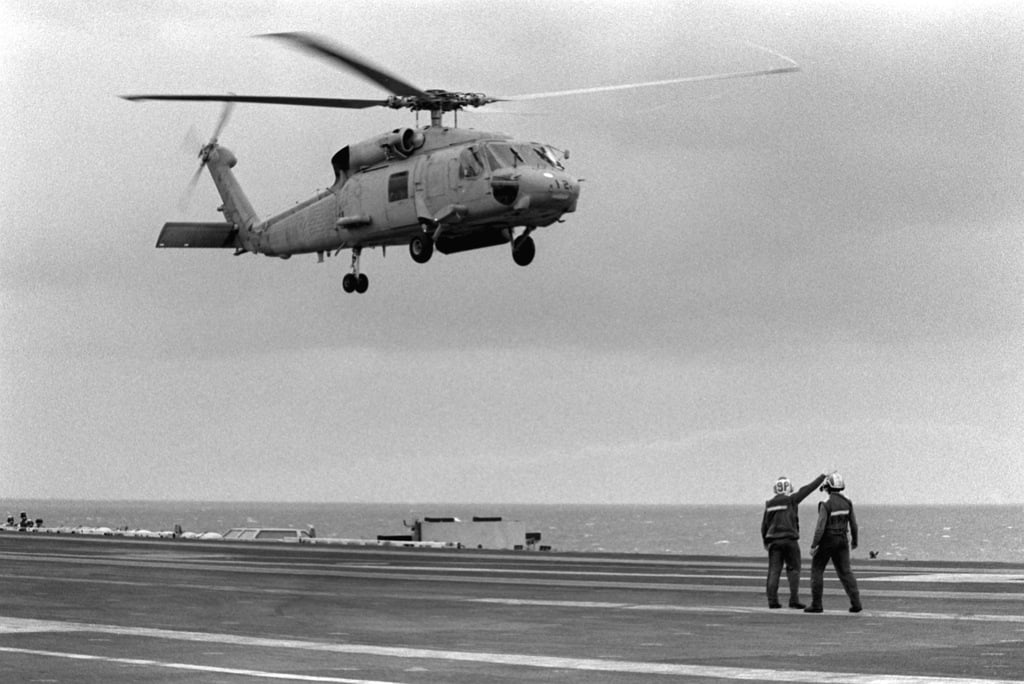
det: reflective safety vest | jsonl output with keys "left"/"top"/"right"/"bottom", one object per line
{"left": 822, "top": 494, "right": 853, "bottom": 537}
{"left": 762, "top": 497, "right": 800, "bottom": 541}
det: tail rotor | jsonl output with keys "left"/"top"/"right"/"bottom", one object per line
{"left": 179, "top": 101, "right": 235, "bottom": 210}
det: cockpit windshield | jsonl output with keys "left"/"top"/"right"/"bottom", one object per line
{"left": 483, "top": 142, "right": 562, "bottom": 171}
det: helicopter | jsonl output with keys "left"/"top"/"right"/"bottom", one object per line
{"left": 124, "top": 33, "right": 799, "bottom": 293}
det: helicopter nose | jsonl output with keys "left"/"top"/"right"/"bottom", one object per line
{"left": 493, "top": 169, "right": 579, "bottom": 213}
{"left": 539, "top": 170, "right": 580, "bottom": 212}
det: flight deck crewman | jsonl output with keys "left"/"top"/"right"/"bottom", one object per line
{"left": 761, "top": 472, "right": 827, "bottom": 609}
{"left": 805, "top": 472, "right": 863, "bottom": 613}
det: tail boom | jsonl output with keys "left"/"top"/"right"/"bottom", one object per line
{"left": 204, "top": 145, "right": 259, "bottom": 251}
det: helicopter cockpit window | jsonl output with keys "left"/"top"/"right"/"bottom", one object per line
{"left": 388, "top": 171, "right": 409, "bottom": 202}
{"left": 484, "top": 142, "right": 559, "bottom": 170}
{"left": 534, "top": 145, "right": 563, "bottom": 169}
{"left": 482, "top": 143, "right": 514, "bottom": 170}
{"left": 459, "top": 148, "right": 484, "bottom": 179}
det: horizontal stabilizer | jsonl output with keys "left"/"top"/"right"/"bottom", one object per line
{"left": 156, "top": 222, "right": 239, "bottom": 248}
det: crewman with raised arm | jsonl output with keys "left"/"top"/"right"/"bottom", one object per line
{"left": 805, "top": 472, "right": 863, "bottom": 613}
{"left": 761, "top": 472, "right": 827, "bottom": 609}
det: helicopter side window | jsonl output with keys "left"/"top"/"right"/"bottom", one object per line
{"left": 459, "top": 148, "right": 484, "bottom": 179}
{"left": 388, "top": 171, "right": 409, "bottom": 202}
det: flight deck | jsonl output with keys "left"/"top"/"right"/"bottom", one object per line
{"left": 1, "top": 532, "right": 1021, "bottom": 683}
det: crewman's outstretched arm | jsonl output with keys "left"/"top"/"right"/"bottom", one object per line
{"left": 793, "top": 473, "right": 827, "bottom": 503}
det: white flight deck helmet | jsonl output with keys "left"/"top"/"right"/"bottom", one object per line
{"left": 773, "top": 476, "right": 793, "bottom": 495}
{"left": 822, "top": 472, "right": 846, "bottom": 491}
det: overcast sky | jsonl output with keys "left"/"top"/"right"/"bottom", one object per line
{"left": 2, "top": 1, "right": 1022, "bottom": 505}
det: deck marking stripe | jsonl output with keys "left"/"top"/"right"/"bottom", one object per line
{"left": 1, "top": 617, "right": 1022, "bottom": 683}
{"left": 3, "top": 570, "right": 1022, "bottom": 606}
{"left": 349, "top": 564, "right": 761, "bottom": 580}
{"left": 0, "top": 646, "right": 403, "bottom": 683}
{"left": 1, "top": 554, "right": 763, "bottom": 581}
{"left": 867, "top": 573, "right": 1024, "bottom": 583}
{"left": 5, "top": 570, "right": 1023, "bottom": 601}
{"left": 468, "top": 598, "right": 1024, "bottom": 623}
{"left": 8, "top": 548, "right": 1021, "bottom": 577}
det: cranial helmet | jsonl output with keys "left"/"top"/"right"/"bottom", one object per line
{"left": 824, "top": 472, "right": 845, "bottom": 491}
{"left": 773, "top": 476, "right": 793, "bottom": 495}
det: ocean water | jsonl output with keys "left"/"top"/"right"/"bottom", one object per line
{"left": 4, "top": 500, "right": 1022, "bottom": 563}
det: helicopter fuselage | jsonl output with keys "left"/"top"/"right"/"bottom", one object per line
{"left": 226, "top": 126, "right": 579, "bottom": 277}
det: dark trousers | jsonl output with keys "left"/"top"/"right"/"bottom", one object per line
{"left": 809, "top": 534, "right": 861, "bottom": 609}
{"left": 766, "top": 538, "right": 803, "bottom": 605}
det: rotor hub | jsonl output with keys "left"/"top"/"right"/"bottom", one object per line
{"left": 386, "top": 90, "right": 498, "bottom": 114}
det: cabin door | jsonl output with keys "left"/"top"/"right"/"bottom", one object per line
{"left": 384, "top": 164, "right": 418, "bottom": 228}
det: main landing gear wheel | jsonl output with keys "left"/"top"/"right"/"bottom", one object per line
{"left": 343, "top": 273, "right": 369, "bottom": 293}
{"left": 512, "top": 235, "right": 535, "bottom": 267}
{"left": 409, "top": 234, "right": 434, "bottom": 263}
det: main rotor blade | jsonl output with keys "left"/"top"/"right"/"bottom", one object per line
{"left": 122, "top": 94, "right": 389, "bottom": 109}
{"left": 260, "top": 32, "right": 429, "bottom": 99}
{"left": 502, "top": 64, "right": 800, "bottom": 102}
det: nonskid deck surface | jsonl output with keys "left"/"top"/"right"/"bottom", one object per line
{"left": 1, "top": 533, "right": 1021, "bottom": 683}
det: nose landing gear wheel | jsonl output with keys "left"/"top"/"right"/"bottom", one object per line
{"left": 512, "top": 235, "right": 535, "bottom": 267}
